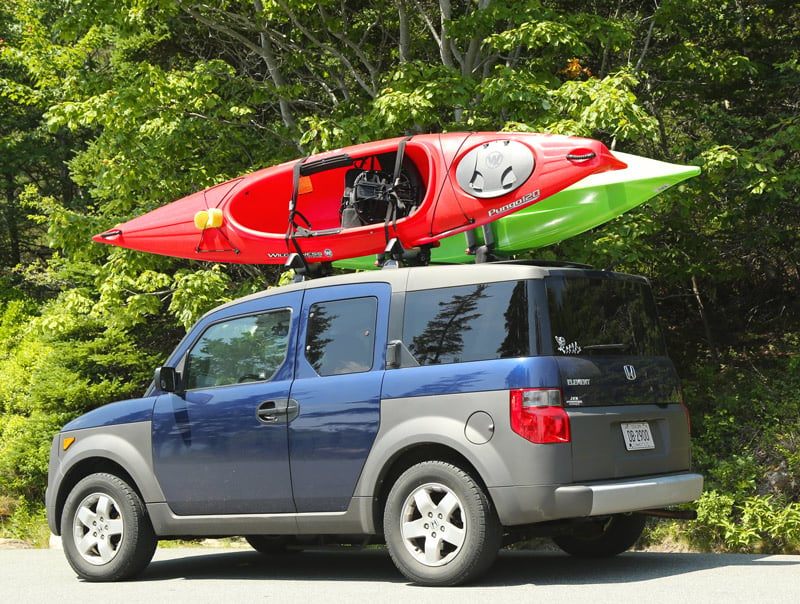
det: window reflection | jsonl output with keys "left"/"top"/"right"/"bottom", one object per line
{"left": 185, "top": 309, "right": 291, "bottom": 389}
{"left": 545, "top": 277, "right": 666, "bottom": 356}
{"left": 404, "top": 281, "right": 530, "bottom": 366}
{"left": 306, "top": 297, "right": 378, "bottom": 376}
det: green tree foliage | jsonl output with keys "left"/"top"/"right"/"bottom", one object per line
{"left": 0, "top": 0, "right": 798, "bottom": 548}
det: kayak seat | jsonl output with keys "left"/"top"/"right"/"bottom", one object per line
{"left": 340, "top": 166, "right": 423, "bottom": 229}
{"left": 340, "top": 168, "right": 365, "bottom": 228}
{"left": 339, "top": 168, "right": 391, "bottom": 227}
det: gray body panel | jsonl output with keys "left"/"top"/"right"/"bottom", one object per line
{"left": 46, "top": 421, "right": 163, "bottom": 535}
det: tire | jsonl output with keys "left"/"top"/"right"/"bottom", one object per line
{"left": 552, "top": 514, "right": 646, "bottom": 558}
{"left": 383, "top": 461, "right": 502, "bottom": 586}
{"left": 61, "top": 473, "right": 157, "bottom": 581}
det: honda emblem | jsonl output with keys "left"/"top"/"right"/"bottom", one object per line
{"left": 623, "top": 365, "right": 637, "bottom": 381}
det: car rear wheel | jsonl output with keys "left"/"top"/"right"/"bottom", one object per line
{"left": 61, "top": 473, "right": 157, "bottom": 581}
{"left": 552, "top": 513, "right": 646, "bottom": 557}
{"left": 383, "top": 461, "right": 501, "bottom": 586}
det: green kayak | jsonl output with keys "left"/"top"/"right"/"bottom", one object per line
{"left": 334, "top": 152, "right": 700, "bottom": 269}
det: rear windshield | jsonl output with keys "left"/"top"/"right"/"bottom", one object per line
{"left": 545, "top": 275, "right": 666, "bottom": 357}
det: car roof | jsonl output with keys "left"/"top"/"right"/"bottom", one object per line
{"left": 205, "top": 260, "right": 646, "bottom": 318}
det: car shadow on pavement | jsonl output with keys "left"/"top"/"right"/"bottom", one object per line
{"left": 139, "top": 547, "right": 800, "bottom": 586}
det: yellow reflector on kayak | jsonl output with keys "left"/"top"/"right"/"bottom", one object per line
{"left": 194, "top": 208, "right": 224, "bottom": 230}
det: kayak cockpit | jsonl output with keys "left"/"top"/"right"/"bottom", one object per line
{"left": 226, "top": 144, "right": 430, "bottom": 238}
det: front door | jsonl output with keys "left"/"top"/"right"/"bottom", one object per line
{"left": 152, "top": 293, "right": 301, "bottom": 515}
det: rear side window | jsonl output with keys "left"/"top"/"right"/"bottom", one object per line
{"left": 305, "top": 297, "right": 378, "bottom": 376}
{"left": 545, "top": 276, "right": 666, "bottom": 356}
{"left": 403, "top": 281, "right": 531, "bottom": 366}
{"left": 185, "top": 308, "right": 292, "bottom": 389}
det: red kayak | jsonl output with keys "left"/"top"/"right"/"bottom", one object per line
{"left": 93, "top": 132, "right": 626, "bottom": 264}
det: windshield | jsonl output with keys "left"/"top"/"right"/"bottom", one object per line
{"left": 545, "top": 275, "right": 667, "bottom": 357}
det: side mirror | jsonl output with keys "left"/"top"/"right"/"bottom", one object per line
{"left": 154, "top": 367, "right": 183, "bottom": 393}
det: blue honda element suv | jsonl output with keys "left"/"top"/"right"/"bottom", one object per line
{"left": 46, "top": 261, "right": 702, "bottom": 586}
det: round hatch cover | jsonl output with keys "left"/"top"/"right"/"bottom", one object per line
{"left": 455, "top": 140, "right": 535, "bottom": 199}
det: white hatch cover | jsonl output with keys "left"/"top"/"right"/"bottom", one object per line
{"left": 455, "top": 139, "right": 535, "bottom": 199}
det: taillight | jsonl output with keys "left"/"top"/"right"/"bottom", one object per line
{"left": 510, "top": 388, "right": 571, "bottom": 444}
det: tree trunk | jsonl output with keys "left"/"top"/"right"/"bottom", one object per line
{"left": 1, "top": 186, "right": 22, "bottom": 267}
{"left": 253, "top": 0, "right": 298, "bottom": 131}
{"left": 691, "top": 275, "right": 718, "bottom": 361}
{"left": 398, "top": 0, "right": 410, "bottom": 63}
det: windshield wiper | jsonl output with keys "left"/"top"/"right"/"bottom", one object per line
{"left": 581, "top": 343, "right": 628, "bottom": 351}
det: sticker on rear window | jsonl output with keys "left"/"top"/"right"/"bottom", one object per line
{"left": 555, "top": 336, "right": 582, "bottom": 355}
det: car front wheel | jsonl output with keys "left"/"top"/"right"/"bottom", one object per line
{"left": 61, "top": 472, "right": 157, "bottom": 581}
{"left": 383, "top": 461, "right": 501, "bottom": 586}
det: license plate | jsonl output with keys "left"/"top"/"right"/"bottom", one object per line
{"left": 621, "top": 422, "right": 655, "bottom": 451}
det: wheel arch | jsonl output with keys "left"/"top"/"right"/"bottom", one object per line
{"left": 370, "top": 442, "right": 491, "bottom": 534}
{"left": 51, "top": 423, "right": 164, "bottom": 535}
{"left": 53, "top": 457, "right": 138, "bottom": 535}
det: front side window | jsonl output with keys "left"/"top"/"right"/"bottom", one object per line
{"left": 305, "top": 297, "right": 378, "bottom": 376}
{"left": 184, "top": 308, "right": 291, "bottom": 389}
{"left": 403, "top": 281, "right": 531, "bottom": 366}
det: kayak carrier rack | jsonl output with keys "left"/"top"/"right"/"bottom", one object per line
{"left": 284, "top": 253, "right": 332, "bottom": 283}
{"left": 379, "top": 238, "right": 434, "bottom": 269}
{"left": 465, "top": 223, "right": 497, "bottom": 263}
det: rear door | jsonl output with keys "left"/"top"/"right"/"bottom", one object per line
{"left": 542, "top": 273, "right": 691, "bottom": 481}
{"left": 287, "top": 282, "right": 391, "bottom": 512}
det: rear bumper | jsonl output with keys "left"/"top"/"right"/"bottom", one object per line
{"left": 489, "top": 472, "right": 704, "bottom": 526}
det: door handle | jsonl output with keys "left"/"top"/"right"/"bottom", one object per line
{"left": 256, "top": 400, "right": 285, "bottom": 423}
{"left": 255, "top": 399, "right": 299, "bottom": 424}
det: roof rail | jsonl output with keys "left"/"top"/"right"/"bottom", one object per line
{"left": 488, "top": 259, "right": 594, "bottom": 269}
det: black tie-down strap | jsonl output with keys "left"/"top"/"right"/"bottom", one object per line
{"left": 286, "top": 153, "right": 355, "bottom": 234}
{"left": 285, "top": 157, "right": 311, "bottom": 272}
{"left": 284, "top": 153, "right": 355, "bottom": 270}
{"left": 382, "top": 135, "right": 414, "bottom": 245}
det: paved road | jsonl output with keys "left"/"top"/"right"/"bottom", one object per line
{"left": 2, "top": 546, "right": 799, "bottom": 603}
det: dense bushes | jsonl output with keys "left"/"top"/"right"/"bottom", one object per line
{"left": 645, "top": 338, "right": 800, "bottom": 553}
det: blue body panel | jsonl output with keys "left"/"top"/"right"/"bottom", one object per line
{"left": 288, "top": 283, "right": 391, "bottom": 513}
{"left": 150, "top": 290, "right": 303, "bottom": 515}
{"left": 381, "top": 357, "right": 561, "bottom": 400}
{"left": 62, "top": 397, "right": 157, "bottom": 431}
{"left": 149, "top": 283, "right": 392, "bottom": 515}
{"left": 151, "top": 381, "right": 297, "bottom": 515}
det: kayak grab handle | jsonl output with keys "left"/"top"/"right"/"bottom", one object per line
{"left": 566, "top": 151, "right": 597, "bottom": 161}
{"left": 99, "top": 229, "right": 123, "bottom": 238}
{"left": 299, "top": 153, "right": 354, "bottom": 176}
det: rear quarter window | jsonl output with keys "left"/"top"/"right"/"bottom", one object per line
{"left": 402, "top": 280, "right": 532, "bottom": 365}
